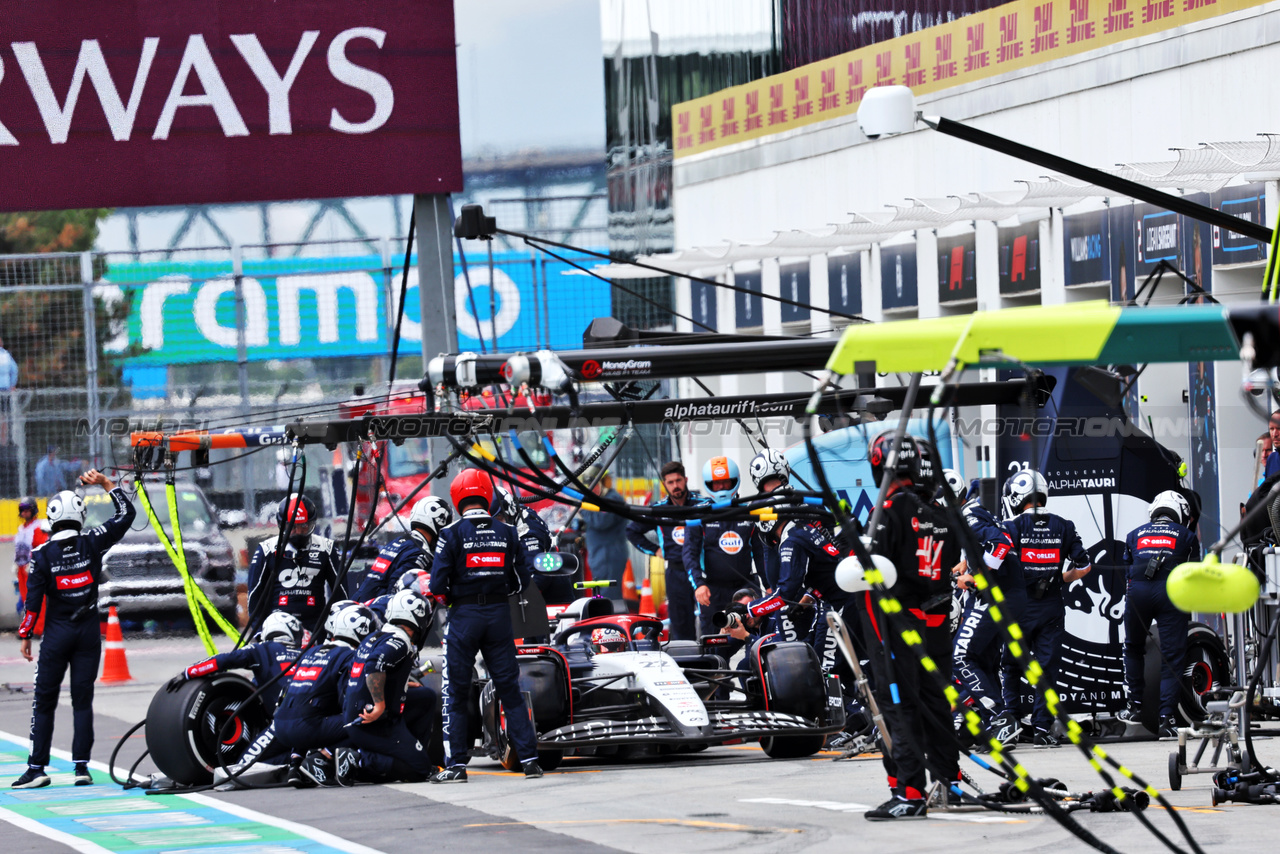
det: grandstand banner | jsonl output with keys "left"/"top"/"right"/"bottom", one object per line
{"left": 0, "top": 0, "right": 461, "bottom": 209}
{"left": 106, "top": 252, "right": 610, "bottom": 369}
{"left": 673, "top": 0, "right": 1267, "bottom": 158}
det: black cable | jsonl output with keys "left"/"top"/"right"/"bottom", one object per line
{"left": 387, "top": 208, "right": 416, "bottom": 387}
{"left": 506, "top": 229, "right": 867, "bottom": 324}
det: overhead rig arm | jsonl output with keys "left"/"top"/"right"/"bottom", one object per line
{"left": 284, "top": 379, "right": 1051, "bottom": 447}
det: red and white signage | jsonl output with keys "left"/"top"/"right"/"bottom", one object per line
{"left": 0, "top": 0, "right": 461, "bottom": 210}
{"left": 466, "top": 552, "right": 506, "bottom": 568}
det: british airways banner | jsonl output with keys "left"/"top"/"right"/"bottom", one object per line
{"left": 0, "top": 0, "right": 461, "bottom": 210}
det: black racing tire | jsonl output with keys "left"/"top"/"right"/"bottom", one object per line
{"left": 537, "top": 749, "right": 563, "bottom": 771}
{"left": 145, "top": 673, "right": 269, "bottom": 786}
{"left": 760, "top": 734, "right": 826, "bottom": 759}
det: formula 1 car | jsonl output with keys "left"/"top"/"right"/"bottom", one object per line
{"left": 478, "top": 598, "right": 845, "bottom": 770}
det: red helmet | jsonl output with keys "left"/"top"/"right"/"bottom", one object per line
{"left": 450, "top": 468, "right": 494, "bottom": 512}
{"left": 590, "top": 627, "right": 627, "bottom": 654}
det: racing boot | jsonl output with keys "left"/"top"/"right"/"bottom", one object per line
{"left": 286, "top": 755, "right": 311, "bottom": 788}
{"left": 11, "top": 766, "right": 50, "bottom": 789}
{"left": 864, "top": 794, "right": 927, "bottom": 821}
{"left": 335, "top": 748, "right": 359, "bottom": 787}
{"left": 1115, "top": 703, "right": 1143, "bottom": 725}
{"left": 1032, "top": 728, "right": 1060, "bottom": 748}
{"left": 74, "top": 763, "right": 93, "bottom": 786}
{"left": 431, "top": 766, "right": 468, "bottom": 784}
{"left": 985, "top": 713, "right": 1021, "bottom": 751}
{"left": 300, "top": 750, "right": 337, "bottom": 787}
{"left": 1159, "top": 716, "right": 1180, "bottom": 740}
{"left": 522, "top": 760, "right": 544, "bottom": 779}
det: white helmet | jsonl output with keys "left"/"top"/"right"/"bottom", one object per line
{"left": 47, "top": 490, "right": 86, "bottom": 530}
{"left": 749, "top": 448, "right": 791, "bottom": 492}
{"left": 323, "top": 599, "right": 356, "bottom": 638}
{"left": 1149, "top": 490, "right": 1191, "bottom": 526}
{"left": 491, "top": 487, "right": 520, "bottom": 521}
{"left": 1002, "top": 470, "right": 1049, "bottom": 518}
{"left": 384, "top": 589, "right": 432, "bottom": 639}
{"left": 408, "top": 496, "right": 452, "bottom": 541}
{"left": 941, "top": 469, "right": 966, "bottom": 502}
{"left": 835, "top": 553, "right": 899, "bottom": 593}
{"left": 260, "top": 610, "right": 303, "bottom": 646}
{"left": 329, "top": 603, "right": 380, "bottom": 647}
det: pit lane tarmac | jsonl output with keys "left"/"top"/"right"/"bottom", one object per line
{"left": 0, "top": 636, "right": 1273, "bottom": 853}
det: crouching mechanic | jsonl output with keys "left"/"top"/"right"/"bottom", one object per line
{"left": 860, "top": 435, "right": 963, "bottom": 821}
{"left": 942, "top": 469, "right": 1024, "bottom": 748}
{"left": 338, "top": 590, "right": 438, "bottom": 783}
{"left": 247, "top": 494, "right": 345, "bottom": 631}
{"left": 353, "top": 496, "right": 451, "bottom": 602}
{"left": 431, "top": 469, "right": 543, "bottom": 783}
{"left": 1119, "top": 490, "right": 1200, "bottom": 738}
{"left": 999, "top": 470, "right": 1091, "bottom": 747}
{"left": 167, "top": 610, "right": 303, "bottom": 715}
{"left": 273, "top": 603, "right": 380, "bottom": 786}
{"left": 14, "top": 471, "right": 136, "bottom": 789}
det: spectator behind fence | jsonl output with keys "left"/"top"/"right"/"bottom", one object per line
{"left": 0, "top": 336, "right": 16, "bottom": 444}
{"left": 580, "top": 470, "right": 629, "bottom": 602}
{"left": 1264, "top": 413, "right": 1280, "bottom": 482}
{"left": 34, "top": 447, "right": 80, "bottom": 498}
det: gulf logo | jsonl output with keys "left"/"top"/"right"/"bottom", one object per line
{"left": 719, "top": 531, "right": 744, "bottom": 555}
{"left": 672, "top": 525, "right": 686, "bottom": 545}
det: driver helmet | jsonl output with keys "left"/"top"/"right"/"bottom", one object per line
{"left": 589, "top": 627, "right": 627, "bottom": 654}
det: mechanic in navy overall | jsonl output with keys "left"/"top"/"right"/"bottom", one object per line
{"left": 683, "top": 456, "right": 765, "bottom": 636}
{"left": 1118, "top": 490, "right": 1200, "bottom": 738}
{"left": 998, "top": 470, "right": 1091, "bottom": 747}
{"left": 626, "top": 460, "right": 708, "bottom": 640}
{"left": 430, "top": 468, "right": 543, "bottom": 783}
{"left": 167, "top": 610, "right": 303, "bottom": 714}
{"left": 273, "top": 603, "right": 379, "bottom": 787}
{"left": 13, "top": 470, "right": 135, "bottom": 789}
{"left": 340, "top": 590, "right": 437, "bottom": 784}
{"left": 942, "top": 469, "right": 1024, "bottom": 748}
{"left": 247, "top": 494, "right": 345, "bottom": 631}
{"left": 493, "top": 486, "right": 572, "bottom": 605}
{"left": 749, "top": 449, "right": 792, "bottom": 594}
{"left": 860, "top": 435, "right": 963, "bottom": 821}
{"left": 353, "top": 496, "right": 451, "bottom": 602}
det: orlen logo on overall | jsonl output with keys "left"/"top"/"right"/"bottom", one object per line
{"left": 718, "top": 531, "right": 744, "bottom": 554}
{"left": 56, "top": 571, "right": 93, "bottom": 590}
{"left": 466, "top": 552, "right": 505, "bottom": 567}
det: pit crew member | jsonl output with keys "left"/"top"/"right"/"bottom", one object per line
{"left": 626, "top": 460, "right": 709, "bottom": 639}
{"left": 430, "top": 469, "right": 542, "bottom": 783}
{"left": 1119, "top": 490, "right": 1200, "bottom": 738}
{"left": 247, "top": 494, "right": 345, "bottom": 629}
{"left": 13, "top": 471, "right": 136, "bottom": 789}
{"left": 998, "top": 470, "right": 1091, "bottom": 747}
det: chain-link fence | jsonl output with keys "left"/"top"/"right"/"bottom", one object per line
{"left": 0, "top": 196, "right": 637, "bottom": 520}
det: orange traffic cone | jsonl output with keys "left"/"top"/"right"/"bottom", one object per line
{"left": 639, "top": 580, "right": 655, "bottom": 616}
{"left": 99, "top": 606, "right": 132, "bottom": 684}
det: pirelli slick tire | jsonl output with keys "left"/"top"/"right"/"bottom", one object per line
{"left": 145, "top": 673, "right": 269, "bottom": 786}
{"left": 757, "top": 642, "right": 828, "bottom": 760}
{"left": 760, "top": 733, "right": 826, "bottom": 759}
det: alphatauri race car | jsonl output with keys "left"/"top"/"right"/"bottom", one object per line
{"left": 477, "top": 598, "right": 845, "bottom": 770}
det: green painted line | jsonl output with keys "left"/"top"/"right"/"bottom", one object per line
{"left": 0, "top": 734, "right": 382, "bottom": 854}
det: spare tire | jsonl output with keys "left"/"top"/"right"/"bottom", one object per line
{"left": 145, "top": 673, "right": 269, "bottom": 786}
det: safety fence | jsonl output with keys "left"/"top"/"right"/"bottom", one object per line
{"left": 0, "top": 227, "right": 669, "bottom": 519}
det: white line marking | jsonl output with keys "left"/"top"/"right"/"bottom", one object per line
{"left": 0, "top": 806, "right": 117, "bottom": 854}
{"left": 0, "top": 728, "right": 387, "bottom": 854}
